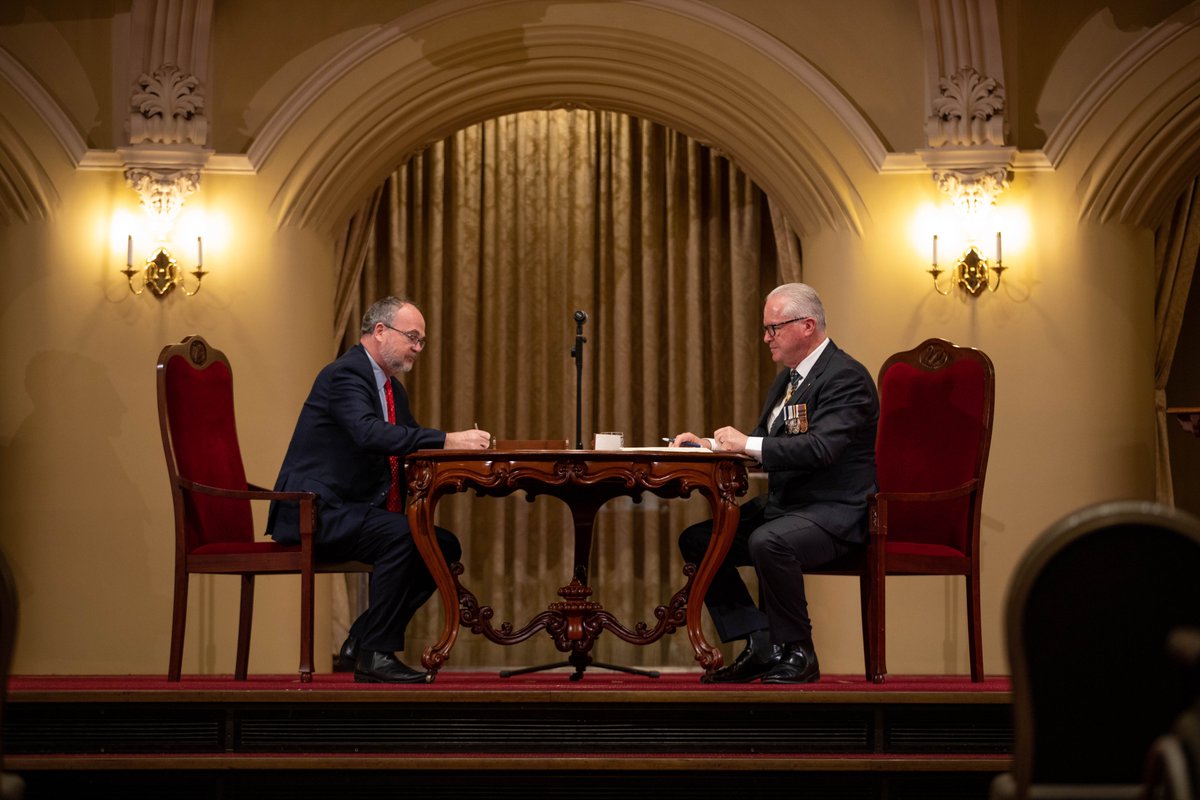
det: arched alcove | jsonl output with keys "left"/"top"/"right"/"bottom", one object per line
{"left": 257, "top": 0, "right": 883, "bottom": 241}
{"left": 1055, "top": 7, "right": 1200, "bottom": 228}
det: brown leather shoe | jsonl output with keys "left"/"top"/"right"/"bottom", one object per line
{"left": 353, "top": 651, "right": 431, "bottom": 684}
{"left": 761, "top": 642, "right": 821, "bottom": 684}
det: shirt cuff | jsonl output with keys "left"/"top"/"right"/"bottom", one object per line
{"left": 745, "top": 436, "right": 764, "bottom": 460}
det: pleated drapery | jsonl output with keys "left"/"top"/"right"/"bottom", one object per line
{"left": 1154, "top": 177, "right": 1200, "bottom": 506}
{"left": 333, "top": 109, "right": 798, "bottom": 668}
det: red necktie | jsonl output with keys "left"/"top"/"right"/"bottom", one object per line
{"left": 383, "top": 379, "right": 403, "bottom": 512}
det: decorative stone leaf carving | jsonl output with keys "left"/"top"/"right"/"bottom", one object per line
{"left": 926, "top": 67, "right": 1006, "bottom": 148}
{"left": 124, "top": 167, "right": 200, "bottom": 221}
{"left": 932, "top": 166, "right": 1011, "bottom": 214}
{"left": 128, "top": 64, "right": 208, "bottom": 146}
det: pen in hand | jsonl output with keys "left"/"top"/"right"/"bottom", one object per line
{"left": 662, "top": 436, "right": 703, "bottom": 448}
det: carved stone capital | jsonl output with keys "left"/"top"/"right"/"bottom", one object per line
{"left": 129, "top": 64, "right": 208, "bottom": 147}
{"left": 918, "top": 144, "right": 1016, "bottom": 212}
{"left": 124, "top": 167, "right": 200, "bottom": 221}
{"left": 926, "top": 67, "right": 1006, "bottom": 148}
{"left": 932, "top": 166, "right": 1012, "bottom": 214}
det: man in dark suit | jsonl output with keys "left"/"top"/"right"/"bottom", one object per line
{"left": 673, "top": 283, "right": 878, "bottom": 683}
{"left": 268, "top": 296, "right": 491, "bottom": 683}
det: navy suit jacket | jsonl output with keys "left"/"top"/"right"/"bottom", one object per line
{"left": 267, "top": 344, "right": 446, "bottom": 547}
{"left": 748, "top": 340, "right": 879, "bottom": 544}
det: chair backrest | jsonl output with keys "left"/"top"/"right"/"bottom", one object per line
{"left": 875, "top": 338, "right": 994, "bottom": 551}
{"left": 1006, "top": 502, "right": 1200, "bottom": 791}
{"left": 157, "top": 335, "right": 255, "bottom": 551}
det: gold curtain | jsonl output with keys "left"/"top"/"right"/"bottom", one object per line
{"left": 337, "top": 109, "right": 797, "bottom": 668}
{"left": 1154, "top": 177, "right": 1200, "bottom": 505}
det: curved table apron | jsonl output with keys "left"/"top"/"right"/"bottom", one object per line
{"left": 405, "top": 449, "right": 750, "bottom": 677}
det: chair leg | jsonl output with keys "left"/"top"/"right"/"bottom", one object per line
{"left": 235, "top": 575, "right": 254, "bottom": 680}
{"left": 966, "top": 571, "right": 984, "bottom": 682}
{"left": 858, "top": 575, "right": 872, "bottom": 680}
{"left": 299, "top": 564, "right": 315, "bottom": 683}
{"left": 864, "top": 571, "right": 886, "bottom": 683}
{"left": 168, "top": 569, "right": 189, "bottom": 681}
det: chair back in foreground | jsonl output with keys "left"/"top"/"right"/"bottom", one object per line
{"left": 811, "top": 337, "right": 994, "bottom": 682}
{"left": 993, "top": 501, "right": 1200, "bottom": 800}
{"left": 158, "top": 335, "right": 369, "bottom": 682}
{"left": 1143, "top": 627, "right": 1200, "bottom": 800}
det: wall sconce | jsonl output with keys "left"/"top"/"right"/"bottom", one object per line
{"left": 928, "top": 233, "right": 1006, "bottom": 296}
{"left": 121, "top": 235, "right": 207, "bottom": 297}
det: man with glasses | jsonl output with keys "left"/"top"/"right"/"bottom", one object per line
{"left": 268, "top": 296, "right": 491, "bottom": 683}
{"left": 672, "top": 283, "right": 878, "bottom": 683}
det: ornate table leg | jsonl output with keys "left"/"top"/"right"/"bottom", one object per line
{"left": 684, "top": 463, "right": 743, "bottom": 673}
{"left": 406, "top": 472, "right": 458, "bottom": 673}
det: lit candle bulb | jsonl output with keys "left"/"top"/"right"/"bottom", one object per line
{"left": 932, "top": 234, "right": 938, "bottom": 266}
{"left": 197, "top": 236, "right": 203, "bottom": 267}
{"left": 995, "top": 232, "right": 1002, "bottom": 263}
{"left": 126, "top": 234, "right": 133, "bottom": 267}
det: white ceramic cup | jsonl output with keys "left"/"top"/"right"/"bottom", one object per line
{"left": 593, "top": 432, "right": 624, "bottom": 450}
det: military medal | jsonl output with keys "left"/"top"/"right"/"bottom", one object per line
{"left": 784, "top": 403, "right": 808, "bottom": 434}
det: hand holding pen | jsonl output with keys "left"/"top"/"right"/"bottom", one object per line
{"left": 662, "top": 434, "right": 704, "bottom": 448}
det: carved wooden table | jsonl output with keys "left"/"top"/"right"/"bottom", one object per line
{"left": 405, "top": 449, "right": 749, "bottom": 679}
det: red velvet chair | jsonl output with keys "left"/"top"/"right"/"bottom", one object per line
{"left": 158, "top": 335, "right": 369, "bottom": 682}
{"left": 811, "top": 337, "right": 994, "bottom": 682}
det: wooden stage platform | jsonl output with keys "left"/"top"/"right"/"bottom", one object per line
{"left": 4, "top": 670, "right": 1013, "bottom": 799}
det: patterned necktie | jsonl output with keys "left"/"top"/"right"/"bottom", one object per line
{"left": 383, "top": 379, "right": 403, "bottom": 513}
{"left": 770, "top": 369, "right": 803, "bottom": 432}
{"left": 782, "top": 369, "right": 802, "bottom": 405}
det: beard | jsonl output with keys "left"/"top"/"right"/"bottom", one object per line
{"left": 383, "top": 348, "right": 415, "bottom": 374}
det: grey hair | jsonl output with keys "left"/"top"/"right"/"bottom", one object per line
{"left": 360, "top": 296, "right": 416, "bottom": 334}
{"left": 767, "top": 283, "right": 826, "bottom": 331}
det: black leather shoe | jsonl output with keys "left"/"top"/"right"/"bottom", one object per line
{"left": 761, "top": 642, "right": 821, "bottom": 684}
{"left": 353, "top": 651, "right": 431, "bottom": 684}
{"left": 703, "top": 640, "right": 783, "bottom": 684}
{"left": 335, "top": 636, "right": 358, "bottom": 671}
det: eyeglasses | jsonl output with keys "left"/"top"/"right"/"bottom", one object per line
{"left": 762, "top": 317, "right": 809, "bottom": 338}
{"left": 381, "top": 322, "right": 427, "bottom": 348}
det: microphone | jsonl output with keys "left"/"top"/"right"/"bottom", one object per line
{"left": 574, "top": 310, "right": 588, "bottom": 324}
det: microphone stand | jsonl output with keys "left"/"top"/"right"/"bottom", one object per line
{"left": 498, "top": 309, "right": 659, "bottom": 681}
{"left": 571, "top": 310, "right": 587, "bottom": 450}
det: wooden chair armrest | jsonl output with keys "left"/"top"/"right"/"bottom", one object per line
{"left": 177, "top": 479, "right": 318, "bottom": 545}
{"left": 870, "top": 478, "right": 980, "bottom": 507}
{"left": 177, "top": 477, "right": 315, "bottom": 504}
{"left": 868, "top": 479, "right": 981, "bottom": 540}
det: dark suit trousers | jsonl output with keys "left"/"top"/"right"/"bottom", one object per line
{"left": 679, "top": 497, "right": 854, "bottom": 647}
{"left": 318, "top": 507, "right": 460, "bottom": 654}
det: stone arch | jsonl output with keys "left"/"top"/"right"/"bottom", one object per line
{"left": 259, "top": 0, "right": 885, "bottom": 239}
{"left": 1059, "top": 8, "right": 1200, "bottom": 228}
{"left": 0, "top": 48, "right": 75, "bottom": 224}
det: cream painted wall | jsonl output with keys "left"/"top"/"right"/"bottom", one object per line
{"left": 0, "top": 0, "right": 1184, "bottom": 679}
{"left": 0, "top": 158, "right": 342, "bottom": 674}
